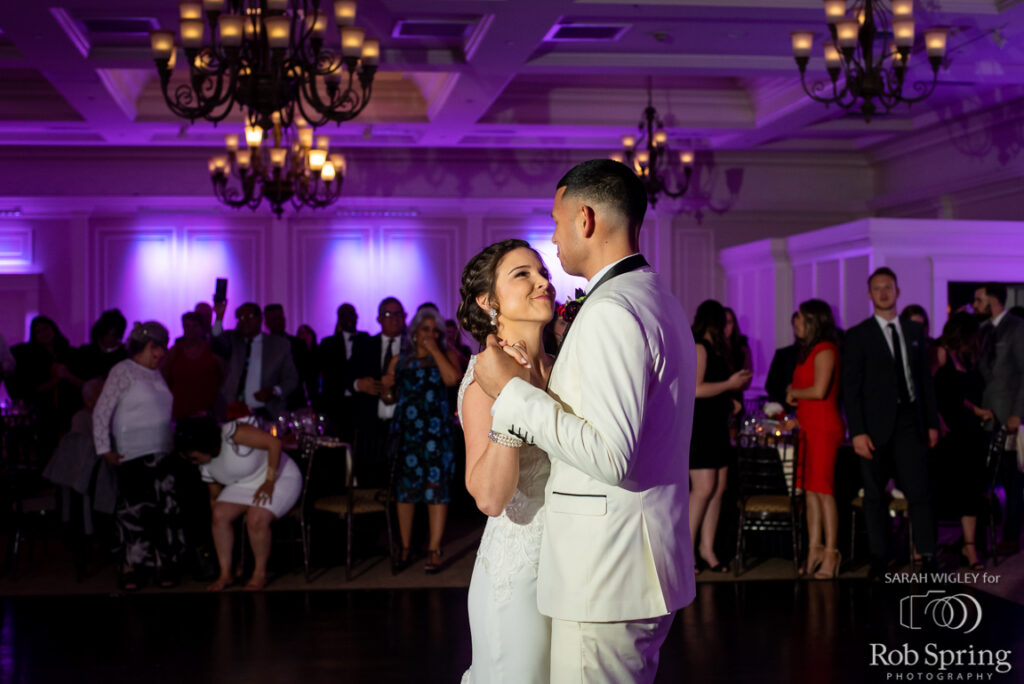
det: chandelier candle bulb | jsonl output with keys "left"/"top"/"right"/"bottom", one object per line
{"left": 150, "top": 30, "right": 176, "bottom": 60}
{"left": 334, "top": 1, "right": 357, "bottom": 27}
{"left": 925, "top": 27, "right": 948, "bottom": 58}
{"left": 243, "top": 17, "right": 257, "bottom": 39}
{"left": 680, "top": 151, "right": 694, "bottom": 166}
{"left": 361, "top": 39, "right": 380, "bottom": 66}
{"left": 791, "top": 31, "right": 814, "bottom": 58}
{"left": 245, "top": 125, "right": 262, "bottom": 148}
{"left": 225, "top": 134, "right": 239, "bottom": 152}
{"left": 824, "top": 42, "right": 841, "bottom": 69}
{"left": 653, "top": 130, "right": 668, "bottom": 147}
{"left": 264, "top": 16, "right": 290, "bottom": 49}
{"left": 298, "top": 127, "right": 314, "bottom": 149}
{"left": 201, "top": 0, "right": 225, "bottom": 13}
{"left": 823, "top": 0, "right": 845, "bottom": 23}
{"left": 893, "top": 18, "right": 916, "bottom": 47}
{"left": 308, "top": 149, "right": 327, "bottom": 171}
{"left": 316, "top": 136, "right": 330, "bottom": 151}
{"left": 637, "top": 150, "right": 650, "bottom": 166}
{"left": 329, "top": 154, "right": 346, "bottom": 173}
{"left": 306, "top": 12, "right": 328, "bottom": 39}
{"left": 166, "top": 46, "right": 178, "bottom": 70}
{"left": 208, "top": 157, "right": 219, "bottom": 176}
{"left": 341, "top": 26, "right": 365, "bottom": 57}
{"left": 180, "top": 18, "right": 204, "bottom": 48}
{"left": 892, "top": 0, "right": 914, "bottom": 17}
{"left": 235, "top": 149, "right": 251, "bottom": 168}
{"left": 270, "top": 148, "right": 287, "bottom": 168}
{"left": 610, "top": 153, "right": 624, "bottom": 164}
{"left": 179, "top": 2, "right": 203, "bottom": 21}
{"left": 835, "top": 19, "right": 859, "bottom": 49}
{"left": 218, "top": 14, "right": 244, "bottom": 46}
{"left": 320, "top": 162, "right": 336, "bottom": 182}
{"left": 621, "top": 134, "right": 636, "bottom": 150}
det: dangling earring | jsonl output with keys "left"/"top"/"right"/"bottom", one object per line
{"left": 489, "top": 308, "right": 498, "bottom": 327}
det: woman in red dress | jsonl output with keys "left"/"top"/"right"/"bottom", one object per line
{"left": 786, "top": 299, "right": 844, "bottom": 579}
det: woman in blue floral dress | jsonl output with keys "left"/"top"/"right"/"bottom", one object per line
{"left": 382, "top": 306, "right": 463, "bottom": 573}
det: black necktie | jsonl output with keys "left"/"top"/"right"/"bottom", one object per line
{"left": 888, "top": 323, "right": 912, "bottom": 404}
{"left": 382, "top": 337, "right": 394, "bottom": 374}
{"left": 236, "top": 337, "right": 253, "bottom": 401}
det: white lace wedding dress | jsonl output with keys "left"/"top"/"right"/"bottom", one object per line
{"left": 459, "top": 356, "right": 551, "bottom": 684}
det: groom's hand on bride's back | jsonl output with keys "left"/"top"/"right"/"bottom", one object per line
{"left": 474, "top": 334, "right": 529, "bottom": 398}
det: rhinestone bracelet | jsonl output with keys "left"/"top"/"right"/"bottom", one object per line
{"left": 488, "top": 430, "right": 524, "bottom": 448}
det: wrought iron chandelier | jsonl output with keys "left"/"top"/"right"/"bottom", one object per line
{"left": 790, "top": 0, "right": 948, "bottom": 122}
{"left": 613, "top": 82, "right": 695, "bottom": 208}
{"left": 149, "top": 0, "right": 379, "bottom": 131}
{"left": 208, "top": 116, "right": 346, "bottom": 217}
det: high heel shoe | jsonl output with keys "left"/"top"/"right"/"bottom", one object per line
{"left": 424, "top": 549, "right": 443, "bottom": 574}
{"left": 813, "top": 548, "right": 841, "bottom": 580}
{"left": 960, "top": 542, "right": 984, "bottom": 571}
{"left": 800, "top": 544, "right": 825, "bottom": 577}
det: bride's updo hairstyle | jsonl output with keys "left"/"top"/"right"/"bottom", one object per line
{"left": 458, "top": 238, "right": 536, "bottom": 347}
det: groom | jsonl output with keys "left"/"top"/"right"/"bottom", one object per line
{"left": 474, "top": 159, "right": 696, "bottom": 683}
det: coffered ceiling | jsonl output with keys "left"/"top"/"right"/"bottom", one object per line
{"left": 1, "top": 0, "right": 1023, "bottom": 153}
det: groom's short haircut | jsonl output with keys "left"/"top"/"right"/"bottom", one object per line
{"left": 557, "top": 159, "right": 648, "bottom": 233}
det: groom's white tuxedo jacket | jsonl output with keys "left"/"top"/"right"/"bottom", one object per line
{"left": 492, "top": 267, "right": 696, "bottom": 623}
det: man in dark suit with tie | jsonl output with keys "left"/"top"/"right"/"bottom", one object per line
{"left": 843, "top": 267, "right": 940, "bottom": 578}
{"left": 975, "top": 282, "right": 1024, "bottom": 555}
{"left": 318, "top": 303, "right": 369, "bottom": 441}
{"left": 344, "top": 297, "right": 406, "bottom": 487}
{"left": 211, "top": 301, "right": 299, "bottom": 421}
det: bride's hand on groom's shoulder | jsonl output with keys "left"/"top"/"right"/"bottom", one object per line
{"left": 474, "top": 335, "right": 530, "bottom": 399}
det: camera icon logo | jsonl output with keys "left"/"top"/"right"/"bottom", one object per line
{"left": 899, "top": 590, "right": 983, "bottom": 634}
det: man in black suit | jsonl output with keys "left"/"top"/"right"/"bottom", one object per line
{"left": 765, "top": 311, "right": 800, "bottom": 413}
{"left": 843, "top": 267, "right": 940, "bottom": 578}
{"left": 318, "top": 303, "right": 369, "bottom": 441}
{"left": 345, "top": 297, "right": 406, "bottom": 487}
{"left": 975, "top": 282, "right": 1024, "bottom": 555}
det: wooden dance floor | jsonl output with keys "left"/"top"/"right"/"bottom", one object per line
{"left": 1, "top": 579, "right": 1022, "bottom": 683}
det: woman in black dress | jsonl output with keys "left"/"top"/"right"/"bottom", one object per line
{"left": 689, "top": 300, "right": 752, "bottom": 573}
{"left": 932, "top": 312, "right": 992, "bottom": 570}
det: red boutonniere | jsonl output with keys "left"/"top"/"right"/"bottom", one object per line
{"left": 557, "top": 288, "right": 588, "bottom": 324}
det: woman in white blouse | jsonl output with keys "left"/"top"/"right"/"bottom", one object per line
{"left": 93, "top": 321, "right": 182, "bottom": 591}
{"left": 175, "top": 416, "right": 301, "bottom": 591}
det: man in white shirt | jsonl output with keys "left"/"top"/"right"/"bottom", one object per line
{"left": 346, "top": 297, "right": 406, "bottom": 487}
{"left": 319, "top": 303, "right": 369, "bottom": 441}
{"left": 211, "top": 301, "right": 299, "bottom": 421}
{"left": 843, "top": 267, "right": 939, "bottom": 580}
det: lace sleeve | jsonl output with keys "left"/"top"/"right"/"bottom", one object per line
{"left": 456, "top": 355, "right": 477, "bottom": 419}
{"left": 92, "top": 362, "right": 134, "bottom": 454}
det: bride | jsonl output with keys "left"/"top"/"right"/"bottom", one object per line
{"left": 456, "top": 239, "right": 556, "bottom": 683}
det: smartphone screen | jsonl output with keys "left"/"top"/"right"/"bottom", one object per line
{"left": 214, "top": 278, "right": 228, "bottom": 304}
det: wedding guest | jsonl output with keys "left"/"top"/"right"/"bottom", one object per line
{"left": 974, "top": 282, "right": 1024, "bottom": 556}
{"left": 175, "top": 416, "right": 301, "bottom": 591}
{"left": 932, "top": 312, "right": 991, "bottom": 570}
{"left": 297, "top": 324, "right": 317, "bottom": 352}
{"left": 445, "top": 319, "right": 472, "bottom": 369}
{"left": 382, "top": 306, "right": 462, "bottom": 572}
{"left": 264, "top": 303, "right": 315, "bottom": 408}
{"left": 902, "top": 304, "right": 940, "bottom": 374}
{"left": 76, "top": 309, "right": 128, "bottom": 381}
{"left": 211, "top": 301, "right": 298, "bottom": 421}
{"left": 163, "top": 312, "right": 224, "bottom": 419}
{"left": 92, "top": 321, "right": 184, "bottom": 590}
{"left": 785, "top": 299, "right": 843, "bottom": 579}
{"left": 346, "top": 297, "right": 406, "bottom": 487}
{"left": 766, "top": 312, "right": 801, "bottom": 413}
{"left": 724, "top": 307, "right": 754, "bottom": 380}
{"left": 318, "top": 303, "right": 369, "bottom": 441}
{"left": 194, "top": 302, "right": 214, "bottom": 337}
{"left": 689, "top": 300, "right": 752, "bottom": 573}
{"left": 843, "top": 267, "right": 939, "bottom": 580}
{"left": 9, "top": 316, "right": 83, "bottom": 449}
{"left": 0, "top": 332, "right": 15, "bottom": 392}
